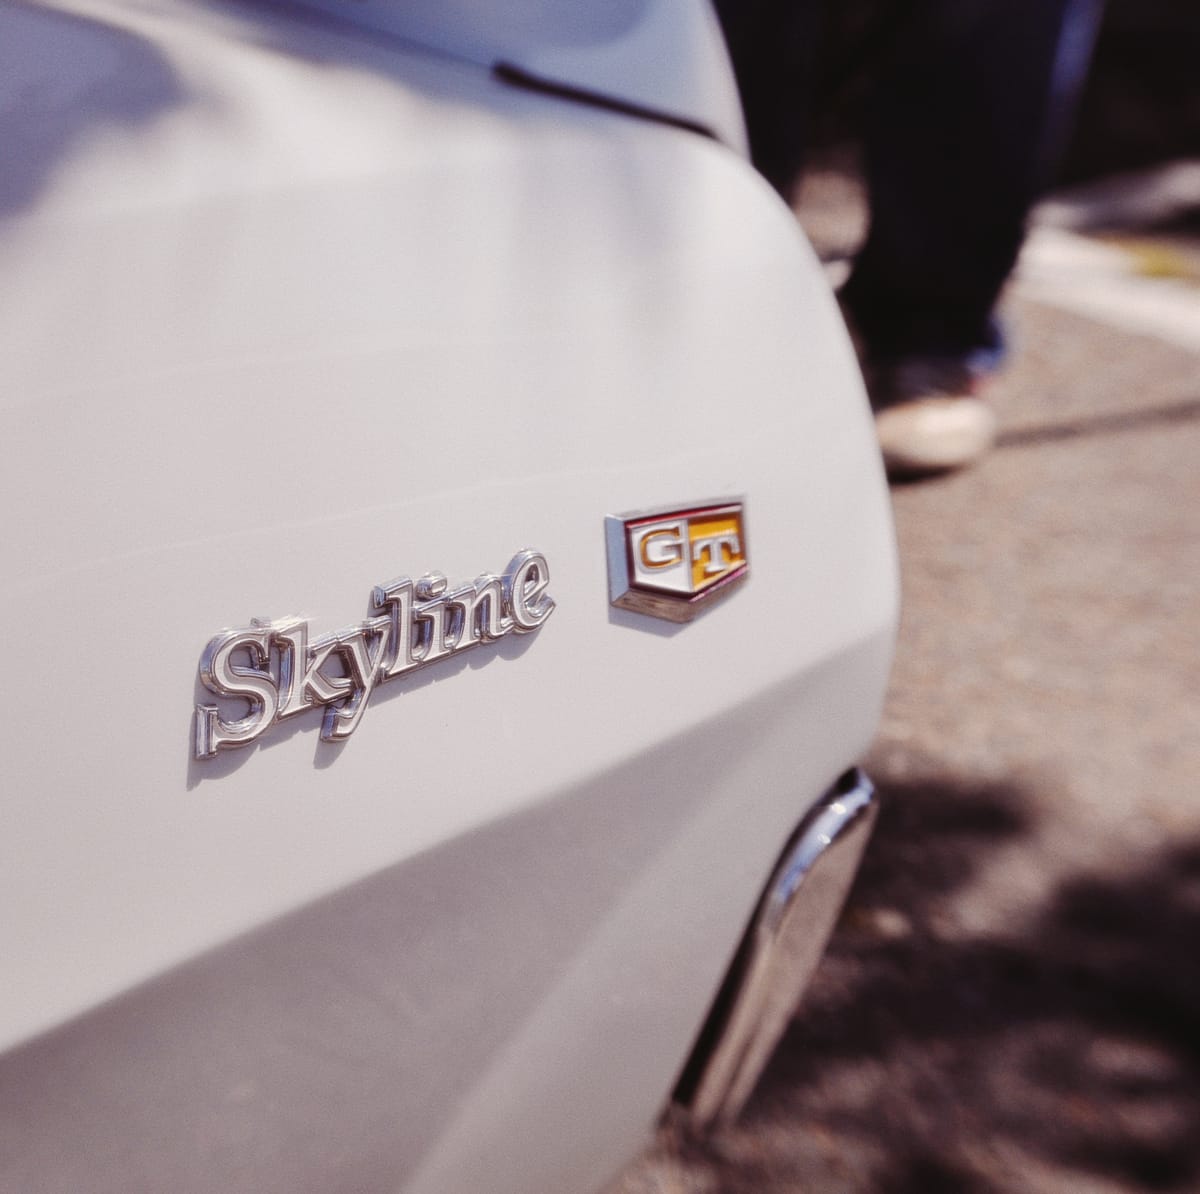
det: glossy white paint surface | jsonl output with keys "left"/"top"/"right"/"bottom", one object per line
{"left": 0, "top": 2, "right": 895, "bottom": 1191}
{"left": 280, "top": 0, "right": 748, "bottom": 151}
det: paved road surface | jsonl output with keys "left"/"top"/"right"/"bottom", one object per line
{"left": 614, "top": 171, "right": 1200, "bottom": 1194}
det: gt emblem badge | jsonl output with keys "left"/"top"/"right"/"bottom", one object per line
{"left": 606, "top": 501, "right": 748, "bottom": 623}
{"left": 194, "top": 550, "right": 554, "bottom": 758}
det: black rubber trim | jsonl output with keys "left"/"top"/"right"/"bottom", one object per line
{"left": 493, "top": 61, "right": 718, "bottom": 140}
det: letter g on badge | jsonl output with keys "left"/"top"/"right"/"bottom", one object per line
{"left": 635, "top": 522, "right": 687, "bottom": 572}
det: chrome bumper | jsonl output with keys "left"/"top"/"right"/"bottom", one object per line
{"left": 674, "top": 769, "right": 878, "bottom": 1129}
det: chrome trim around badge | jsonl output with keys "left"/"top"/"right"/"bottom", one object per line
{"left": 606, "top": 499, "right": 748, "bottom": 623}
{"left": 194, "top": 550, "right": 554, "bottom": 758}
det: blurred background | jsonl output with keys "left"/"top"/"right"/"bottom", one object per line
{"left": 715, "top": 0, "right": 1199, "bottom": 185}
{"left": 618, "top": 3, "right": 1200, "bottom": 1191}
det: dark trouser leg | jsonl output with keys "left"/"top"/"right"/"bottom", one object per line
{"left": 840, "top": 0, "right": 1105, "bottom": 368}
{"left": 713, "top": 0, "right": 825, "bottom": 196}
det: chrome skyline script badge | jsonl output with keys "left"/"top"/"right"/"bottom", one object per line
{"left": 606, "top": 501, "right": 748, "bottom": 623}
{"left": 194, "top": 550, "right": 554, "bottom": 758}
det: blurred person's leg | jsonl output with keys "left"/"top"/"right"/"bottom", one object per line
{"left": 714, "top": 0, "right": 825, "bottom": 194}
{"left": 840, "top": 0, "right": 1104, "bottom": 475}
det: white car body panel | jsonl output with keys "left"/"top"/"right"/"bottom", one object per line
{"left": 278, "top": 0, "right": 748, "bottom": 151}
{"left": 0, "top": 2, "right": 896, "bottom": 1191}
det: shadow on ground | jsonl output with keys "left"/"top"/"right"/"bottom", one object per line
{"left": 655, "top": 769, "right": 1200, "bottom": 1193}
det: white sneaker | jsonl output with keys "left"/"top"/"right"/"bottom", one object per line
{"left": 869, "top": 359, "right": 997, "bottom": 478}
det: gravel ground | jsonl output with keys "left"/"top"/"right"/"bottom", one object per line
{"left": 612, "top": 174, "right": 1200, "bottom": 1194}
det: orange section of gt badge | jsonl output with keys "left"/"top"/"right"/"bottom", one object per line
{"left": 688, "top": 513, "right": 745, "bottom": 593}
